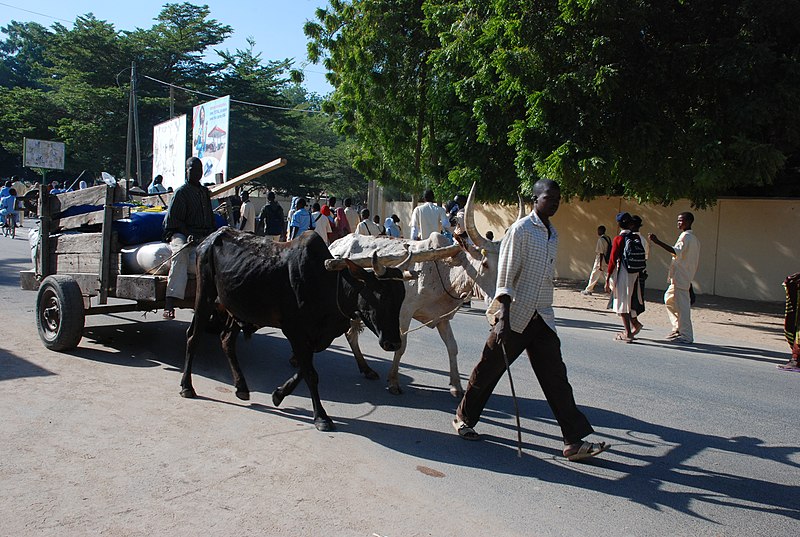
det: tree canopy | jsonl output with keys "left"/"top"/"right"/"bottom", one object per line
{"left": 306, "top": 0, "right": 800, "bottom": 206}
{"left": 0, "top": 2, "right": 366, "bottom": 199}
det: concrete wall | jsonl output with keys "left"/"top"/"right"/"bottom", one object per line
{"left": 379, "top": 196, "right": 798, "bottom": 303}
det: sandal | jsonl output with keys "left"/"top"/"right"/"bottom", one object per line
{"left": 452, "top": 418, "right": 480, "bottom": 441}
{"left": 564, "top": 441, "right": 609, "bottom": 461}
{"left": 162, "top": 309, "right": 175, "bottom": 319}
{"left": 614, "top": 333, "right": 634, "bottom": 343}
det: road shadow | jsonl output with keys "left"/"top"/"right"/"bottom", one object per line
{"left": 556, "top": 316, "right": 788, "bottom": 364}
{"left": 0, "top": 346, "right": 55, "bottom": 381}
{"left": 46, "top": 315, "right": 800, "bottom": 525}
{"left": 0, "top": 256, "right": 31, "bottom": 288}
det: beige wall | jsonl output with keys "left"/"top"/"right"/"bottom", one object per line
{"left": 379, "top": 196, "right": 798, "bottom": 303}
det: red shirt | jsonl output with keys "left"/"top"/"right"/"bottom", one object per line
{"left": 607, "top": 233, "right": 626, "bottom": 275}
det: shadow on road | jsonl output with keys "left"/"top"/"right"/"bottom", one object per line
{"left": 60, "top": 316, "right": 800, "bottom": 526}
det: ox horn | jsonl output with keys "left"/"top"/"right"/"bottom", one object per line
{"left": 464, "top": 182, "right": 488, "bottom": 250}
{"left": 371, "top": 251, "right": 387, "bottom": 277}
{"left": 518, "top": 191, "right": 527, "bottom": 220}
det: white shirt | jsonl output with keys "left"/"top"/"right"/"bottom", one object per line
{"left": 669, "top": 230, "right": 700, "bottom": 289}
{"left": 355, "top": 219, "right": 383, "bottom": 236}
{"left": 409, "top": 202, "right": 450, "bottom": 240}
{"left": 240, "top": 200, "right": 255, "bottom": 232}
{"left": 487, "top": 209, "right": 558, "bottom": 333}
{"left": 344, "top": 207, "right": 360, "bottom": 232}
{"left": 312, "top": 211, "right": 332, "bottom": 244}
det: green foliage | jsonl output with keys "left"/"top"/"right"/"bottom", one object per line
{"left": 308, "top": 0, "right": 800, "bottom": 206}
{"left": 0, "top": 2, "right": 363, "bottom": 200}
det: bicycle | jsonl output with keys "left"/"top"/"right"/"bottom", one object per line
{"left": 2, "top": 212, "right": 15, "bottom": 239}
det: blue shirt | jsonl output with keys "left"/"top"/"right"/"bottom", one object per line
{"left": 0, "top": 195, "right": 16, "bottom": 215}
{"left": 289, "top": 208, "right": 313, "bottom": 237}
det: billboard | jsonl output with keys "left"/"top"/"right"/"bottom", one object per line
{"left": 23, "top": 138, "right": 65, "bottom": 170}
{"left": 192, "top": 95, "right": 230, "bottom": 183}
{"left": 152, "top": 114, "right": 187, "bottom": 192}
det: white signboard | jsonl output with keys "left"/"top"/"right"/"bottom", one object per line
{"left": 192, "top": 95, "right": 230, "bottom": 183}
{"left": 152, "top": 114, "right": 187, "bottom": 192}
{"left": 23, "top": 138, "right": 65, "bottom": 170}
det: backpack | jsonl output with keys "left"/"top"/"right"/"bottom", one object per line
{"left": 622, "top": 233, "right": 647, "bottom": 273}
{"left": 601, "top": 235, "right": 612, "bottom": 264}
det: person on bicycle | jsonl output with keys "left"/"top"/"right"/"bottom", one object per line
{"left": 0, "top": 187, "right": 17, "bottom": 229}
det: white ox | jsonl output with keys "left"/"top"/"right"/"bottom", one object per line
{"left": 328, "top": 184, "right": 520, "bottom": 396}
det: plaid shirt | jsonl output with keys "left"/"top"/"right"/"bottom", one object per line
{"left": 487, "top": 209, "right": 558, "bottom": 333}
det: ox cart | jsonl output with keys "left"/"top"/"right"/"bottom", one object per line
{"left": 20, "top": 159, "right": 286, "bottom": 351}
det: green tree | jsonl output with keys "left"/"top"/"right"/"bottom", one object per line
{"left": 310, "top": 0, "right": 800, "bottom": 206}
{"left": 305, "top": 0, "right": 444, "bottom": 198}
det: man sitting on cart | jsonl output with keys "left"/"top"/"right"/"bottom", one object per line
{"left": 162, "top": 157, "right": 216, "bottom": 319}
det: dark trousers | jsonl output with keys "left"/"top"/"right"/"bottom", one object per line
{"left": 456, "top": 314, "right": 594, "bottom": 445}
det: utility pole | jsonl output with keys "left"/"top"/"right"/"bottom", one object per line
{"left": 125, "top": 62, "right": 134, "bottom": 190}
{"left": 124, "top": 61, "right": 142, "bottom": 191}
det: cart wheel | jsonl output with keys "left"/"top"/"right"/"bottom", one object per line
{"left": 36, "top": 275, "right": 85, "bottom": 351}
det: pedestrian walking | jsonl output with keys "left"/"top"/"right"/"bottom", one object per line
{"left": 605, "top": 212, "right": 646, "bottom": 342}
{"left": 649, "top": 212, "right": 700, "bottom": 343}
{"left": 238, "top": 191, "right": 255, "bottom": 233}
{"left": 409, "top": 189, "right": 451, "bottom": 240}
{"left": 288, "top": 198, "right": 313, "bottom": 240}
{"left": 581, "top": 225, "right": 611, "bottom": 295}
{"left": 355, "top": 208, "right": 382, "bottom": 236}
{"left": 259, "top": 191, "right": 285, "bottom": 241}
{"left": 344, "top": 198, "right": 360, "bottom": 232}
{"left": 452, "top": 179, "right": 609, "bottom": 462}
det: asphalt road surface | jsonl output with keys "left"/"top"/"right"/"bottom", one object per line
{"left": 1, "top": 220, "right": 797, "bottom": 536}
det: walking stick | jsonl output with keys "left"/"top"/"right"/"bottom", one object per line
{"left": 500, "top": 342, "right": 523, "bottom": 458}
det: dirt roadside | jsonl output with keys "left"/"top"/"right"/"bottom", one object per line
{"left": 552, "top": 279, "right": 789, "bottom": 355}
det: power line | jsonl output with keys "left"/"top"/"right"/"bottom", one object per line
{"left": 141, "top": 74, "right": 325, "bottom": 114}
{"left": 0, "top": 1, "right": 73, "bottom": 24}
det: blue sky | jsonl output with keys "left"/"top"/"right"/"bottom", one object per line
{"left": 0, "top": 0, "right": 333, "bottom": 95}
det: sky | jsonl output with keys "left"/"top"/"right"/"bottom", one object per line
{"left": 0, "top": 0, "right": 333, "bottom": 95}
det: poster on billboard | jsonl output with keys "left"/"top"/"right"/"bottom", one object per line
{"left": 23, "top": 138, "right": 65, "bottom": 170}
{"left": 192, "top": 95, "right": 230, "bottom": 183}
{"left": 152, "top": 114, "right": 187, "bottom": 192}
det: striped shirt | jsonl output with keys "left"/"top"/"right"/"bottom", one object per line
{"left": 163, "top": 182, "right": 215, "bottom": 240}
{"left": 487, "top": 209, "right": 558, "bottom": 333}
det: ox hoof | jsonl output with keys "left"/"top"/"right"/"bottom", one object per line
{"left": 272, "top": 391, "right": 285, "bottom": 407}
{"left": 180, "top": 387, "right": 197, "bottom": 399}
{"left": 315, "top": 418, "right": 336, "bottom": 432}
{"left": 235, "top": 390, "right": 250, "bottom": 401}
{"left": 362, "top": 369, "right": 380, "bottom": 381}
{"left": 387, "top": 384, "right": 403, "bottom": 396}
{"left": 450, "top": 386, "right": 464, "bottom": 398}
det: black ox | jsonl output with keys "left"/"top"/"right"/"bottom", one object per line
{"left": 180, "top": 228, "right": 408, "bottom": 431}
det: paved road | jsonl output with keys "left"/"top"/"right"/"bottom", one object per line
{"left": 1, "top": 221, "right": 797, "bottom": 536}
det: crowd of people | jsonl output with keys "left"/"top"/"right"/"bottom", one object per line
{"left": 579, "top": 209, "right": 701, "bottom": 345}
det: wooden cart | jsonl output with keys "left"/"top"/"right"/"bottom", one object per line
{"left": 20, "top": 159, "right": 286, "bottom": 351}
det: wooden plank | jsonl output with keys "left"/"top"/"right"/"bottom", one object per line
{"left": 114, "top": 275, "right": 165, "bottom": 301}
{"left": 19, "top": 269, "right": 39, "bottom": 291}
{"left": 208, "top": 158, "right": 287, "bottom": 199}
{"left": 114, "top": 275, "right": 196, "bottom": 303}
{"left": 50, "top": 233, "right": 103, "bottom": 254}
{"left": 39, "top": 185, "right": 51, "bottom": 279}
{"left": 99, "top": 183, "right": 115, "bottom": 303}
{"left": 51, "top": 253, "right": 120, "bottom": 276}
{"left": 47, "top": 184, "right": 125, "bottom": 215}
{"left": 139, "top": 192, "right": 173, "bottom": 208}
{"left": 53, "top": 207, "right": 126, "bottom": 231}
